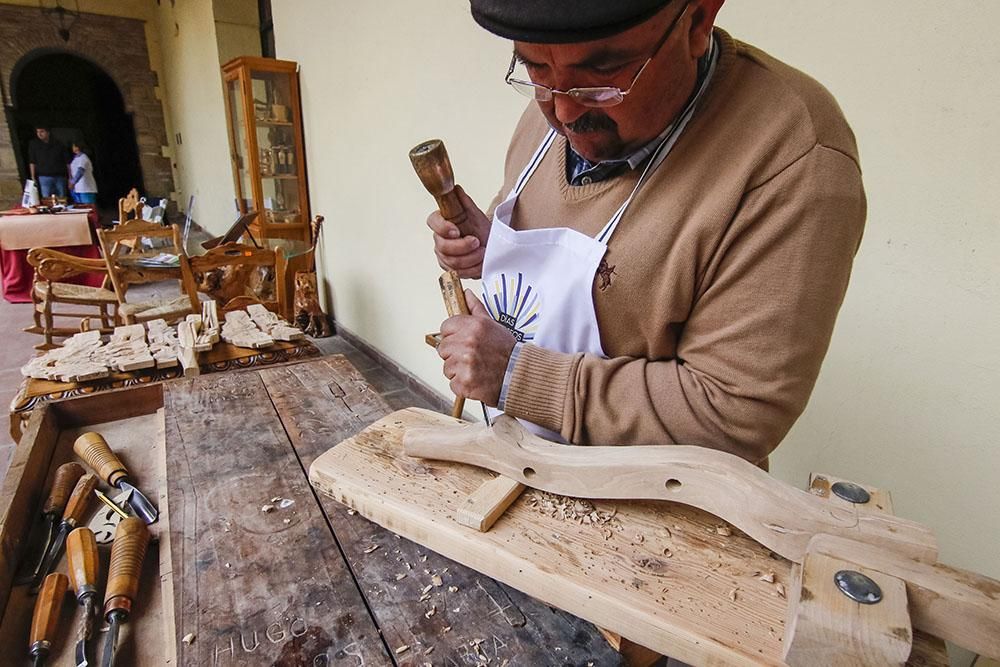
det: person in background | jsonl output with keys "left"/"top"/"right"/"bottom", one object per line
{"left": 69, "top": 142, "right": 98, "bottom": 205}
{"left": 28, "top": 126, "right": 70, "bottom": 199}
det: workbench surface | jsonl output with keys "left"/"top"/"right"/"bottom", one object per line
{"left": 165, "top": 355, "right": 624, "bottom": 665}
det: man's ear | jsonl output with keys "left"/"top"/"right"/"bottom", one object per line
{"left": 687, "top": 0, "right": 725, "bottom": 59}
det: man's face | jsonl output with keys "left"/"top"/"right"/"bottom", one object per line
{"left": 36, "top": 128, "right": 50, "bottom": 142}
{"left": 513, "top": 2, "right": 706, "bottom": 163}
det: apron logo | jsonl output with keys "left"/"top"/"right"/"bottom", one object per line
{"left": 597, "top": 259, "right": 617, "bottom": 291}
{"left": 483, "top": 272, "right": 540, "bottom": 343}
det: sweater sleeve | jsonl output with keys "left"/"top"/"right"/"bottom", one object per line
{"left": 502, "top": 144, "right": 866, "bottom": 463}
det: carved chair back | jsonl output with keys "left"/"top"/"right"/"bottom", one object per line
{"left": 180, "top": 242, "right": 287, "bottom": 313}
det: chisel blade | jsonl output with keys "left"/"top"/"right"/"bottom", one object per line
{"left": 30, "top": 524, "right": 69, "bottom": 593}
{"left": 118, "top": 481, "right": 158, "bottom": 524}
{"left": 75, "top": 637, "right": 89, "bottom": 667}
{"left": 16, "top": 517, "right": 57, "bottom": 585}
{"left": 100, "top": 612, "right": 122, "bottom": 667}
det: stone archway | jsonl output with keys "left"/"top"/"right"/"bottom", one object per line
{"left": 0, "top": 5, "right": 173, "bottom": 206}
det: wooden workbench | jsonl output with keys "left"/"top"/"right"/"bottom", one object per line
{"left": 164, "top": 355, "right": 623, "bottom": 665}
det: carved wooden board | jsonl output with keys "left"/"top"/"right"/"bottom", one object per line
{"left": 164, "top": 371, "right": 390, "bottom": 665}
{"left": 310, "top": 407, "right": 949, "bottom": 667}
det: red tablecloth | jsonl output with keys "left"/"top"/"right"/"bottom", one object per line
{"left": 0, "top": 205, "right": 105, "bottom": 303}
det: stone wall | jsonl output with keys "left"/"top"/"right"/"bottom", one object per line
{"left": 0, "top": 5, "right": 173, "bottom": 205}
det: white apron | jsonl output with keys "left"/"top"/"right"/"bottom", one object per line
{"left": 482, "top": 44, "right": 718, "bottom": 440}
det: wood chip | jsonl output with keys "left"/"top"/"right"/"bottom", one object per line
{"left": 634, "top": 533, "right": 644, "bottom": 543}
{"left": 363, "top": 544, "right": 379, "bottom": 554}
{"left": 758, "top": 571, "right": 775, "bottom": 584}
{"left": 662, "top": 548, "right": 673, "bottom": 558}
{"left": 775, "top": 582, "right": 786, "bottom": 598}
{"left": 395, "top": 645, "right": 410, "bottom": 654}
{"left": 419, "top": 593, "right": 431, "bottom": 602}
{"left": 421, "top": 584, "right": 433, "bottom": 595}
{"left": 447, "top": 585, "right": 458, "bottom": 593}
{"left": 181, "top": 633, "right": 195, "bottom": 645}
{"left": 715, "top": 525, "right": 732, "bottom": 537}
{"left": 395, "top": 573, "right": 407, "bottom": 581}
{"left": 431, "top": 575, "right": 443, "bottom": 586}
{"left": 729, "top": 587, "right": 738, "bottom": 602}
{"left": 424, "top": 605, "right": 437, "bottom": 618}
{"left": 442, "top": 626, "right": 452, "bottom": 634}
{"left": 261, "top": 504, "right": 275, "bottom": 513}
{"left": 424, "top": 646, "right": 435, "bottom": 655}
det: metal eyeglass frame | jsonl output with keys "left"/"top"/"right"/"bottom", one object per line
{"left": 504, "top": 1, "right": 691, "bottom": 108}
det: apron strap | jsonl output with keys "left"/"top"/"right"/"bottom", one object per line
{"left": 596, "top": 36, "right": 720, "bottom": 245}
{"left": 511, "top": 129, "right": 557, "bottom": 197}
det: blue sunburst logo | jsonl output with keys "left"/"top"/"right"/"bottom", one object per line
{"left": 483, "top": 272, "right": 540, "bottom": 342}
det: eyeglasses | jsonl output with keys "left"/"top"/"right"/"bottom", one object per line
{"left": 504, "top": 2, "right": 691, "bottom": 108}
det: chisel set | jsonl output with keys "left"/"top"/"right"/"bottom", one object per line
{"left": 18, "top": 432, "right": 156, "bottom": 667}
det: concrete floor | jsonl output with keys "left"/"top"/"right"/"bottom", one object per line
{"left": 0, "top": 281, "right": 443, "bottom": 485}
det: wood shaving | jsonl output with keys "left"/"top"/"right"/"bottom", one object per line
{"left": 424, "top": 605, "right": 437, "bottom": 618}
{"left": 758, "top": 572, "right": 775, "bottom": 584}
{"left": 526, "top": 490, "right": 622, "bottom": 532}
{"left": 729, "top": 587, "right": 739, "bottom": 602}
{"left": 421, "top": 584, "right": 433, "bottom": 595}
{"left": 395, "top": 645, "right": 409, "bottom": 654}
{"left": 395, "top": 573, "right": 407, "bottom": 581}
{"left": 442, "top": 626, "right": 452, "bottom": 633}
{"left": 431, "top": 575, "right": 443, "bottom": 587}
{"left": 715, "top": 525, "right": 732, "bottom": 537}
{"left": 182, "top": 633, "right": 195, "bottom": 645}
{"left": 448, "top": 585, "right": 458, "bottom": 593}
{"left": 347, "top": 509, "right": 356, "bottom": 515}
{"left": 775, "top": 582, "right": 786, "bottom": 598}
{"left": 261, "top": 504, "right": 275, "bottom": 513}
{"left": 634, "top": 533, "right": 644, "bottom": 543}
{"left": 662, "top": 548, "right": 673, "bottom": 558}
{"left": 419, "top": 593, "right": 431, "bottom": 602}
{"left": 362, "top": 545, "right": 379, "bottom": 554}
{"left": 424, "top": 646, "right": 435, "bottom": 655}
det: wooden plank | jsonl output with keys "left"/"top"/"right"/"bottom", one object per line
{"left": 260, "top": 357, "right": 624, "bottom": 665}
{"left": 457, "top": 474, "right": 525, "bottom": 532}
{"left": 783, "top": 550, "right": 911, "bottom": 666}
{"left": 0, "top": 406, "right": 61, "bottom": 621}
{"left": 808, "top": 534, "right": 1000, "bottom": 661}
{"left": 310, "top": 407, "right": 950, "bottom": 667}
{"left": 163, "top": 371, "right": 390, "bottom": 666}
{"left": 403, "top": 414, "right": 939, "bottom": 564}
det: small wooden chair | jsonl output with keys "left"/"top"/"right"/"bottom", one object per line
{"left": 181, "top": 242, "right": 287, "bottom": 314}
{"left": 23, "top": 248, "right": 118, "bottom": 350}
{"left": 97, "top": 220, "right": 195, "bottom": 324}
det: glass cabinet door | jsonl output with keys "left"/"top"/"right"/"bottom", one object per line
{"left": 226, "top": 77, "right": 254, "bottom": 213}
{"left": 249, "top": 69, "right": 302, "bottom": 228}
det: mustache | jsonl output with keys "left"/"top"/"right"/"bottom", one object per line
{"left": 565, "top": 112, "right": 617, "bottom": 133}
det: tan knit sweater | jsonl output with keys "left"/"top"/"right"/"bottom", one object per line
{"left": 491, "top": 30, "right": 866, "bottom": 463}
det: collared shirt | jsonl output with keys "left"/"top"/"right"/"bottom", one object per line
{"left": 565, "top": 35, "right": 718, "bottom": 186}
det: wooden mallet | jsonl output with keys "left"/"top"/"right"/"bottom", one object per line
{"left": 409, "top": 139, "right": 477, "bottom": 420}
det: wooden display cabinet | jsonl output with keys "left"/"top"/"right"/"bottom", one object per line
{"left": 222, "top": 56, "right": 310, "bottom": 243}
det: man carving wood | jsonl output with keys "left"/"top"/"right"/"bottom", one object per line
{"left": 427, "top": 0, "right": 866, "bottom": 464}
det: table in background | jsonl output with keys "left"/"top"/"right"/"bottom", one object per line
{"left": 0, "top": 207, "right": 103, "bottom": 303}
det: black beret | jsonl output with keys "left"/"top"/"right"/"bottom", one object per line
{"left": 470, "top": 0, "right": 674, "bottom": 44}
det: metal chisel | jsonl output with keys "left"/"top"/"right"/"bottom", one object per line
{"left": 67, "top": 527, "right": 100, "bottom": 667}
{"left": 32, "top": 473, "right": 98, "bottom": 592}
{"left": 101, "top": 517, "right": 150, "bottom": 667}
{"left": 73, "top": 432, "right": 158, "bottom": 524}
{"left": 18, "top": 462, "right": 85, "bottom": 585}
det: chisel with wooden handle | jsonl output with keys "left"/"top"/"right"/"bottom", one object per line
{"left": 100, "top": 517, "right": 150, "bottom": 667}
{"left": 410, "top": 139, "right": 492, "bottom": 424}
{"left": 73, "top": 432, "right": 158, "bottom": 524}
{"left": 32, "top": 473, "right": 98, "bottom": 593}
{"left": 67, "top": 527, "right": 99, "bottom": 667}
{"left": 19, "top": 462, "right": 85, "bottom": 585}
{"left": 29, "top": 572, "right": 68, "bottom": 666}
